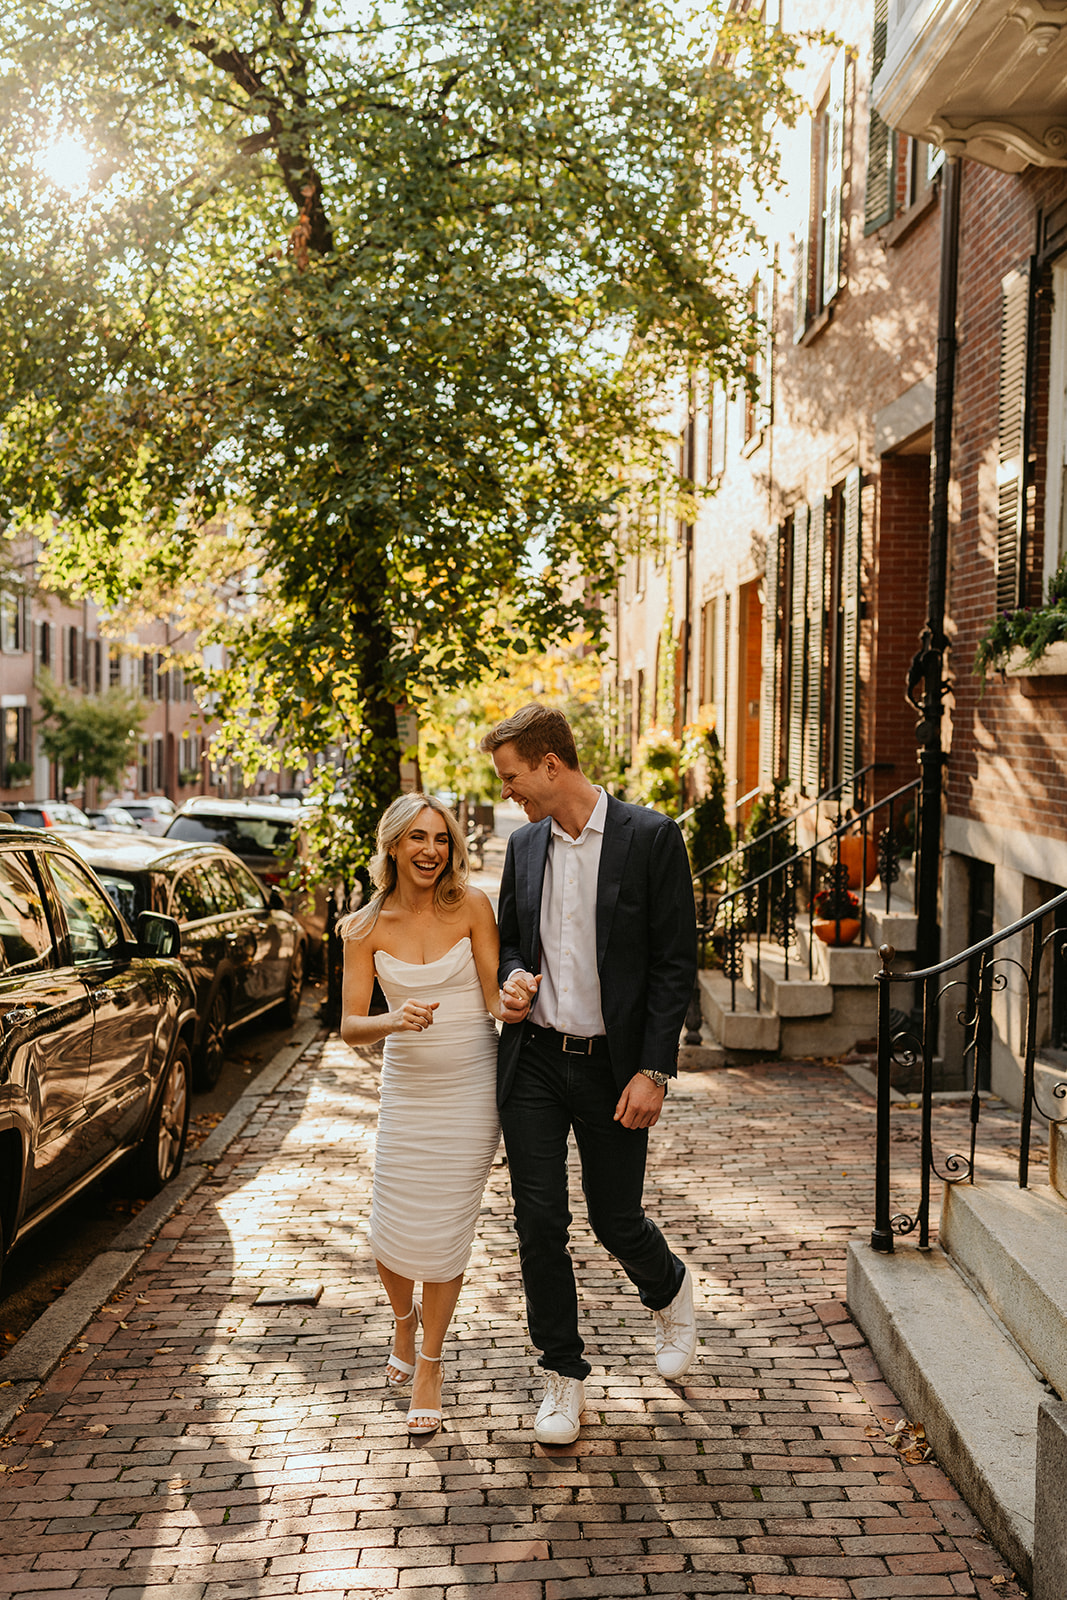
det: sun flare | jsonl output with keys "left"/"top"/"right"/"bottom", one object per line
{"left": 38, "top": 135, "right": 93, "bottom": 194}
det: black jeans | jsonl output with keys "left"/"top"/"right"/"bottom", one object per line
{"left": 500, "top": 1031, "right": 684, "bottom": 1379}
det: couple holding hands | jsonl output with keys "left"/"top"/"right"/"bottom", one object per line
{"left": 340, "top": 702, "right": 698, "bottom": 1443}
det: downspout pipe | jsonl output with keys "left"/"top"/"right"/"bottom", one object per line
{"left": 912, "top": 153, "right": 962, "bottom": 977}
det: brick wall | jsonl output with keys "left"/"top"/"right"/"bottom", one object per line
{"left": 947, "top": 161, "right": 1067, "bottom": 845}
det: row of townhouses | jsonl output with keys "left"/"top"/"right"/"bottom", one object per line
{"left": 611, "top": 0, "right": 1067, "bottom": 1590}
{"left": 0, "top": 541, "right": 210, "bottom": 807}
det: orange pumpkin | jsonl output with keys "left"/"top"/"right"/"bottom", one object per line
{"left": 838, "top": 833, "right": 878, "bottom": 889}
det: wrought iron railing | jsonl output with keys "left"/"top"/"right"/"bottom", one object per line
{"left": 871, "top": 887, "right": 1067, "bottom": 1253}
{"left": 693, "top": 761, "right": 886, "bottom": 899}
{"left": 700, "top": 776, "right": 920, "bottom": 1012}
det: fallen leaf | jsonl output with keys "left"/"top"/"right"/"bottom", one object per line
{"left": 155, "top": 1347, "right": 174, "bottom": 1354}
{"left": 83, "top": 1425, "right": 108, "bottom": 1436}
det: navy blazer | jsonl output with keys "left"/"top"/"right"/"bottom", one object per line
{"left": 496, "top": 794, "right": 698, "bottom": 1105}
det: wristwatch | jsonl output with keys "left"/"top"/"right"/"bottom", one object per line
{"left": 638, "top": 1069, "right": 670, "bottom": 1089}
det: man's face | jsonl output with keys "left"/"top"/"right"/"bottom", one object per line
{"left": 491, "top": 742, "right": 556, "bottom": 823}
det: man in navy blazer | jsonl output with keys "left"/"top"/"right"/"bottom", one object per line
{"left": 481, "top": 703, "right": 698, "bottom": 1445}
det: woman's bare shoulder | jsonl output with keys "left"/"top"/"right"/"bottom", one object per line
{"left": 465, "top": 886, "right": 497, "bottom": 923}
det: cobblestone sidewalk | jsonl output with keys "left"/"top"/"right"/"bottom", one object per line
{"left": 0, "top": 1039, "right": 1031, "bottom": 1600}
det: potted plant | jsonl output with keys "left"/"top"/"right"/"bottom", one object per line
{"left": 812, "top": 880, "right": 862, "bottom": 946}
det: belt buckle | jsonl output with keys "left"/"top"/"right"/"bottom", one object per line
{"left": 562, "top": 1034, "right": 591, "bottom": 1056}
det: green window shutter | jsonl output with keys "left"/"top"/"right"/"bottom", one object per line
{"left": 788, "top": 505, "right": 809, "bottom": 786}
{"left": 997, "top": 266, "right": 1031, "bottom": 612}
{"left": 759, "top": 524, "right": 781, "bottom": 786}
{"left": 864, "top": 0, "right": 895, "bottom": 234}
{"left": 803, "top": 498, "right": 828, "bottom": 794}
{"left": 840, "top": 470, "right": 862, "bottom": 785}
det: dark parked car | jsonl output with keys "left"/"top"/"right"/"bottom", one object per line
{"left": 0, "top": 821, "right": 195, "bottom": 1290}
{"left": 164, "top": 798, "right": 326, "bottom": 955}
{"left": 69, "top": 833, "right": 306, "bottom": 1091}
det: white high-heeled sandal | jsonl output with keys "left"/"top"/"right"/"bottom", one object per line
{"left": 385, "top": 1301, "right": 421, "bottom": 1387}
{"left": 406, "top": 1350, "right": 444, "bottom": 1436}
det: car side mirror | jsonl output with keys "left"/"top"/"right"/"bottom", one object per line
{"left": 137, "top": 911, "right": 182, "bottom": 960}
{"left": 268, "top": 888, "right": 285, "bottom": 911}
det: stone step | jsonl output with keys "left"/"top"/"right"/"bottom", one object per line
{"left": 697, "top": 969, "right": 779, "bottom": 1052}
{"left": 847, "top": 1235, "right": 1042, "bottom": 1588}
{"left": 864, "top": 881, "right": 919, "bottom": 952}
{"left": 741, "top": 941, "right": 833, "bottom": 1017}
{"left": 796, "top": 927, "right": 887, "bottom": 988}
{"left": 940, "top": 1179, "right": 1067, "bottom": 1400}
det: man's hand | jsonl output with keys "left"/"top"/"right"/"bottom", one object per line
{"left": 499, "top": 970, "right": 541, "bottom": 1024}
{"left": 613, "top": 1073, "right": 666, "bottom": 1129}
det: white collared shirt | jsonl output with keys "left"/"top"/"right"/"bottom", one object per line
{"left": 532, "top": 786, "right": 608, "bottom": 1037}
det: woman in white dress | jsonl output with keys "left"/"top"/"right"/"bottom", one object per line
{"left": 339, "top": 792, "right": 505, "bottom": 1436}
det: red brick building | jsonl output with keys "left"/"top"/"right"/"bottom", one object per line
{"left": 0, "top": 539, "right": 211, "bottom": 810}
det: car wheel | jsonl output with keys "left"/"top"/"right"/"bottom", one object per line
{"left": 280, "top": 943, "right": 305, "bottom": 1026}
{"left": 195, "top": 986, "right": 230, "bottom": 1091}
{"left": 130, "top": 1039, "right": 191, "bottom": 1196}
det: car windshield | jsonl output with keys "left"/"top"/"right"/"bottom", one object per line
{"left": 166, "top": 814, "right": 295, "bottom": 859}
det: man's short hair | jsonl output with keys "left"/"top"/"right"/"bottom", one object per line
{"left": 480, "top": 703, "right": 580, "bottom": 771}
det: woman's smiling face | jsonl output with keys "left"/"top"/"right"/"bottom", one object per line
{"left": 396, "top": 806, "right": 451, "bottom": 890}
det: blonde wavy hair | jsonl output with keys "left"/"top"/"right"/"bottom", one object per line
{"left": 338, "top": 792, "right": 469, "bottom": 941}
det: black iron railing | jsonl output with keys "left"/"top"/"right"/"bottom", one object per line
{"left": 701, "top": 776, "right": 920, "bottom": 1012}
{"left": 871, "top": 887, "right": 1067, "bottom": 1253}
{"left": 693, "top": 761, "right": 886, "bottom": 901}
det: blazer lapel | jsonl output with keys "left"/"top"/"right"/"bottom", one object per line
{"left": 520, "top": 819, "right": 551, "bottom": 969}
{"left": 596, "top": 798, "right": 634, "bottom": 968}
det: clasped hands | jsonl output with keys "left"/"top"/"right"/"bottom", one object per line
{"left": 499, "top": 969, "right": 541, "bottom": 1024}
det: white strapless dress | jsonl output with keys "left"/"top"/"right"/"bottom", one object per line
{"left": 369, "top": 936, "right": 500, "bottom": 1281}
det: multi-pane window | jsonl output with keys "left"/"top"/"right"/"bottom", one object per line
{"left": 795, "top": 47, "right": 848, "bottom": 340}
{"left": 0, "top": 590, "right": 24, "bottom": 653}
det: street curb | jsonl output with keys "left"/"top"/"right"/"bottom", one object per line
{"left": 0, "top": 1015, "right": 324, "bottom": 1435}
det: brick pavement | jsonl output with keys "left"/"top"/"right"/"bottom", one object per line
{"left": 0, "top": 1039, "right": 1032, "bottom": 1599}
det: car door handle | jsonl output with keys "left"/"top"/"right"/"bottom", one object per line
{"left": 1, "top": 1003, "right": 42, "bottom": 1032}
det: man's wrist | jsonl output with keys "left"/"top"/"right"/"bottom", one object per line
{"left": 638, "top": 1068, "right": 669, "bottom": 1090}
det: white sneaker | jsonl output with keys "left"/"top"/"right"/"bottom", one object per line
{"left": 534, "top": 1373, "right": 585, "bottom": 1444}
{"left": 653, "top": 1264, "right": 697, "bottom": 1380}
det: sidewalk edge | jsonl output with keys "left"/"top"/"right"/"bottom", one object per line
{"left": 0, "top": 1016, "right": 324, "bottom": 1434}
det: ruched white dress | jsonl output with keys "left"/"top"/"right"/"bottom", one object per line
{"left": 368, "top": 936, "right": 500, "bottom": 1281}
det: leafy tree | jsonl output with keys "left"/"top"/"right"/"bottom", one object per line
{"left": 420, "top": 624, "right": 618, "bottom": 801}
{"left": 36, "top": 673, "right": 145, "bottom": 794}
{"left": 0, "top": 0, "right": 798, "bottom": 860}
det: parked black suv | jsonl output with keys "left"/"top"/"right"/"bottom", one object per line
{"left": 69, "top": 832, "right": 306, "bottom": 1090}
{"left": 0, "top": 821, "right": 196, "bottom": 1292}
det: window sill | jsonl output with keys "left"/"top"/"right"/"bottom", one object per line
{"left": 797, "top": 302, "right": 835, "bottom": 348}
{"left": 885, "top": 182, "right": 940, "bottom": 249}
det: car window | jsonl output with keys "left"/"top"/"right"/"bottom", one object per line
{"left": 13, "top": 808, "right": 45, "bottom": 827}
{"left": 171, "top": 864, "right": 218, "bottom": 923}
{"left": 0, "top": 852, "right": 54, "bottom": 973}
{"left": 95, "top": 872, "right": 143, "bottom": 927}
{"left": 221, "top": 857, "right": 268, "bottom": 910}
{"left": 167, "top": 814, "right": 295, "bottom": 857}
{"left": 48, "top": 855, "right": 123, "bottom": 961}
{"left": 198, "top": 858, "right": 241, "bottom": 913}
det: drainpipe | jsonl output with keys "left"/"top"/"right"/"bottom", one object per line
{"left": 911, "top": 153, "right": 961, "bottom": 977}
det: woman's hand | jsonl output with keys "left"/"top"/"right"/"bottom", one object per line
{"left": 391, "top": 999, "right": 440, "bottom": 1033}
